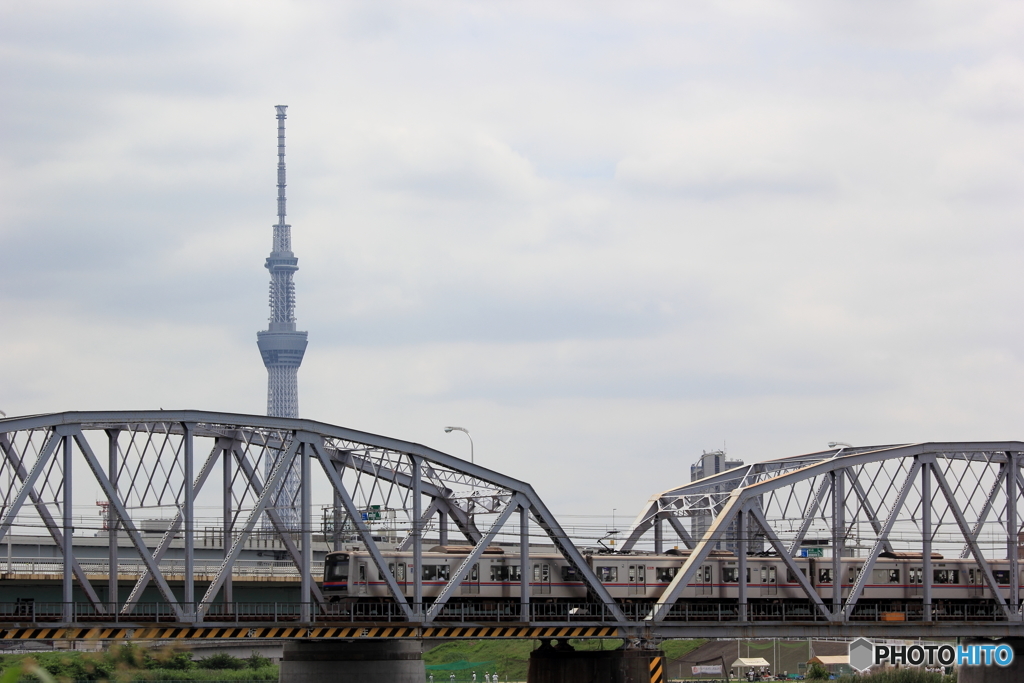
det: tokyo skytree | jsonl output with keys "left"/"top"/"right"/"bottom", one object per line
{"left": 256, "top": 105, "right": 307, "bottom": 530}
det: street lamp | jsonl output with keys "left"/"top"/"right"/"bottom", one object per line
{"left": 443, "top": 426, "right": 474, "bottom": 464}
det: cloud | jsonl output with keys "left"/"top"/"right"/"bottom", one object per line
{"left": 3, "top": 0, "right": 1024, "bottom": 521}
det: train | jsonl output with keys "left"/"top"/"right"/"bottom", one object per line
{"left": 321, "top": 544, "right": 1022, "bottom": 612}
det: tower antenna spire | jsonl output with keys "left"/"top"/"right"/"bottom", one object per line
{"left": 257, "top": 105, "right": 308, "bottom": 530}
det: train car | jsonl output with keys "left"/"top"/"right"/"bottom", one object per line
{"left": 322, "top": 546, "right": 1024, "bottom": 616}
{"left": 323, "top": 546, "right": 588, "bottom": 603}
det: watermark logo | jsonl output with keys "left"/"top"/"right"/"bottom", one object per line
{"left": 848, "top": 638, "right": 1014, "bottom": 671}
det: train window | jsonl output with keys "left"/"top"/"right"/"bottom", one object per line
{"left": 818, "top": 568, "right": 832, "bottom": 584}
{"left": 786, "top": 568, "right": 806, "bottom": 583}
{"left": 933, "top": 569, "right": 959, "bottom": 584}
{"left": 325, "top": 557, "right": 349, "bottom": 581}
{"left": 994, "top": 570, "right": 1010, "bottom": 584}
{"left": 909, "top": 567, "right": 921, "bottom": 584}
{"left": 397, "top": 563, "right": 406, "bottom": 581}
{"left": 968, "top": 568, "right": 977, "bottom": 585}
{"left": 656, "top": 567, "right": 679, "bottom": 582}
{"left": 470, "top": 564, "right": 479, "bottom": 582}
{"left": 848, "top": 566, "right": 861, "bottom": 584}
{"left": 722, "top": 567, "right": 738, "bottom": 583}
{"left": 358, "top": 564, "right": 366, "bottom": 581}
{"left": 872, "top": 569, "right": 899, "bottom": 584}
{"left": 629, "top": 566, "right": 636, "bottom": 582}
{"left": 422, "top": 565, "right": 451, "bottom": 581}
{"left": 490, "top": 565, "right": 522, "bottom": 581}
{"left": 561, "top": 566, "right": 582, "bottom": 582}
{"left": 597, "top": 566, "right": 618, "bottom": 582}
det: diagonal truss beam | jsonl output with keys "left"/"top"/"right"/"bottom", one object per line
{"left": 230, "top": 442, "right": 325, "bottom": 606}
{"left": 525, "top": 493, "right": 628, "bottom": 623}
{"left": 788, "top": 476, "right": 830, "bottom": 557}
{"left": 960, "top": 464, "right": 1008, "bottom": 559}
{"left": 121, "top": 439, "right": 224, "bottom": 613}
{"left": 663, "top": 511, "right": 695, "bottom": 549}
{"left": 398, "top": 498, "right": 442, "bottom": 552}
{"left": 72, "top": 429, "right": 184, "bottom": 618}
{"left": 198, "top": 437, "right": 301, "bottom": 613}
{"left": 425, "top": 495, "right": 527, "bottom": 621}
{"left": 845, "top": 468, "right": 894, "bottom": 555}
{"left": 843, "top": 459, "right": 922, "bottom": 618}
{"left": 310, "top": 441, "right": 414, "bottom": 619}
{"left": 748, "top": 504, "right": 833, "bottom": 620}
{"left": 648, "top": 492, "right": 742, "bottom": 622}
{"left": 0, "top": 430, "right": 60, "bottom": 545}
{"left": 930, "top": 458, "right": 1012, "bottom": 617}
{"left": 331, "top": 448, "right": 482, "bottom": 545}
{"left": 0, "top": 434, "right": 105, "bottom": 612}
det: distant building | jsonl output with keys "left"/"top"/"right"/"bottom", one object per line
{"left": 690, "top": 449, "right": 744, "bottom": 482}
{"left": 690, "top": 450, "right": 754, "bottom": 553}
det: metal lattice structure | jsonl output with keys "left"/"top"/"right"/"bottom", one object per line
{"left": 623, "top": 442, "right": 1024, "bottom": 631}
{"left": 0, "top": 418, "right": 1022, "bottom": 639}
{"left": 255, "top": 105, "right": 308, "bottom": 530}
{"left": 0, "top": 411, "right": 624, "bottom": 629}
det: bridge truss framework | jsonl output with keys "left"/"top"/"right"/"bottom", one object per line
{"left": 0, "top": 412, "right": 1021, "bottom": 640}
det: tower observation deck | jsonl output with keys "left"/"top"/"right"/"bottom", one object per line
{"left": 256, "top": 105, "right": 307, "bottom": 529}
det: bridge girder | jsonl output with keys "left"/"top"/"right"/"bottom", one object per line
{"left": 622, "top": 442, "right": 1024, "bottom": 625}
{"left": 0, "top": 411, "right": 627, "bottom": 625}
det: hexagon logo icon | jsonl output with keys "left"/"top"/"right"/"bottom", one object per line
{"left": 849, "top": 638, "right": 874, "bottom": 671}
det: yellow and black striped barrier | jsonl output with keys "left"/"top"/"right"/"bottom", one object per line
{"left": 0, "top": 624, "right": 619, "bottom": 641}
{"left": 648, "top": 655, "right": 665, "bottom": 683}
{"left": 421, "top": 626, "right": 618, "bottom": 639}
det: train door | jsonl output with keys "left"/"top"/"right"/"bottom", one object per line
{"left": 355, "top": 562, "right": 369, "bottom": 596}
{"left": 967, "top": 568, "right": 983, "bottom": 598}
{"left": 461, "top": 563, "right": 480, "bottom": 594}
{"left": 532, "top": 563, "right": 551, "bottom": 595}
{"left": 628, "top": 564, "right": 646, "bottom": 596}
{"left": 761, "top": 565, "right": 777, "bottom": 596}
{"left": 696, "top": 564, "right": 713, "bottom": 596}
{"left": 909, "top": 567, "right": 922, "bottom": 597}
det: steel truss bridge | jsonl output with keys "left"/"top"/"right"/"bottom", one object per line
{"left": 0, "top": 412, "right": 1022, "bottom": 641}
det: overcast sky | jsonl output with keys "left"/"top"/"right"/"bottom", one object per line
{"left": 3, "top": 1, "right": 1024, "bottom": 525}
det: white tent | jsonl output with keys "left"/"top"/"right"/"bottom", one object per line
{"left": 731, "top": 657, "right": 771, "bottom": 668}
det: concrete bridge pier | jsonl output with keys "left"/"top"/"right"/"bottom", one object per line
{"left": 278, "top": 639, "right": 425, "bottom": 683}
{"left": 957, "top": 638, "right": 1024, "bottom": 683}
{"left": 528, "top": 639, "right": 664, "bottom": 683}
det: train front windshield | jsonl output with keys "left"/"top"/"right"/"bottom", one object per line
{"left": 324, "top": 554, "right": 349, "bottom": 583}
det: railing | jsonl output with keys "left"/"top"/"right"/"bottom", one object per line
{"left": 0, "top": 559, "right": 324, "bottom": 579}
{"left": 0, "top": 601, "right": 1013, "bottom": 625}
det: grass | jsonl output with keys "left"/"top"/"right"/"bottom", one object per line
{"left": 834, "top": 670, "right": 955, "bottom": 683}
{"left": 0, "top": 647, "right": 278, "bottom": 683}
{"left": 422, "top": 637, "right": 705, "bottom": 682}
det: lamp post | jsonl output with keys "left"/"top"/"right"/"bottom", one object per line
{"left": 443, "top": 426, "right": 474, "bottom": 464}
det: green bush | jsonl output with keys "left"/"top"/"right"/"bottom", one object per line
{"left": 195, "top": 654, "right": 245, "bottom": 671}
{"left": 244, "top": 652, "right": 272, "bottom": 670}
{"left": 806, "top": 662, "right": 831, "bottom": 680}
{"left": 0, "top": 647, "right": 278, "bottom": 683}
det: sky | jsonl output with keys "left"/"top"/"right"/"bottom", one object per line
{"left": 3, "top": 1, "right": 1024, "bottom": 529}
